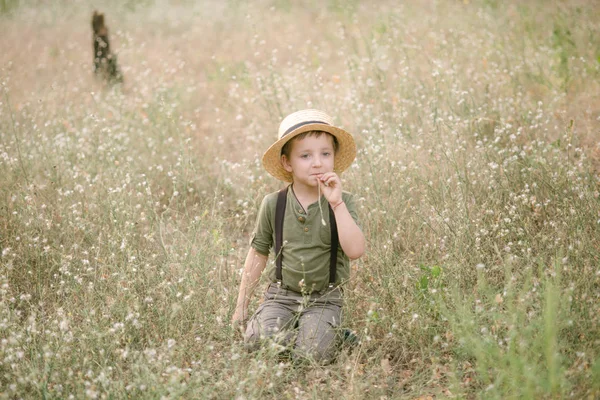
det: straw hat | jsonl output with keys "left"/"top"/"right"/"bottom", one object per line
{"left": 262, "top": 109, "right": 357, "bottom": 182}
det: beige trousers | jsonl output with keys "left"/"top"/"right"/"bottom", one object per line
{"left": 244, "top": 283, "right": 343, "bottom": 364}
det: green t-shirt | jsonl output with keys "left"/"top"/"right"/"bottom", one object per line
{"left": 250, "top": 186, "right": 359, "bottom": 293}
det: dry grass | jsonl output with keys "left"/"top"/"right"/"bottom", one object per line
{"left": 1, "top": 0, "right": 599, "bottom": 398}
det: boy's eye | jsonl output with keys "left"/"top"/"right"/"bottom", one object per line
{"left": 323, "top": 152, "right": 332, "bottom": 156}
{"left": 300, "top": 154, "right": 310, "bottom": 159}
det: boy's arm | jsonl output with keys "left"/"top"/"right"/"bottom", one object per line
{"left": 332, "top": 202, "right": 365, "bottom": 260}
{"left": 318, "top": 172, "right": 366, "bottom": 260}
{"left": 232, "top": 247, "right": 268, "bottom": 330}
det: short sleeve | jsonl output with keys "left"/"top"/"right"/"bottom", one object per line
{"left": 250, "top": 195, "right": 274, "bottom": 257}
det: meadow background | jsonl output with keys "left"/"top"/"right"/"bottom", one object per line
{"left": 1, "top": 0, "right": 599, "bottom": 398}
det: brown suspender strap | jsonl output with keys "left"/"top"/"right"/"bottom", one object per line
{"left": 274, "top": 186, "right": 339, "bottom": 286}
{"left": 328, "top": 204, "right": 338, "bottom": 286}
{"left": 275, "top": 188, "right": 287, "bottom": 281}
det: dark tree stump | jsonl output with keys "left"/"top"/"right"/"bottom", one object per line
{"left": 92, "top": 11, "right": 123, "bottom": 84}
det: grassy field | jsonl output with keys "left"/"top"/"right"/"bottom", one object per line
{"left": 1, "top": 0, "right": 599, "bottom": 398}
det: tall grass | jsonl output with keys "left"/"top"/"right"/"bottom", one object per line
{"left": 1, "top": 0, "right": 599, "bottom": 398}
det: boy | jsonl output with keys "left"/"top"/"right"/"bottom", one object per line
{"left": 231, "top": 109, "right": 365, "bottom": 363}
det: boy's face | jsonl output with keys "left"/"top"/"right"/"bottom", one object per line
{"left": 281, "top": 133, "right": 335, "bottom": 188}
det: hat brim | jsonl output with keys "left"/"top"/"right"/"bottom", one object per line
{"left": 262, "top": 123, "right": 357, "bottom": 182}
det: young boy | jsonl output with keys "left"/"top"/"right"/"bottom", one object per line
{"left": 231, "top": 109, "right": 365, "bottom": 363}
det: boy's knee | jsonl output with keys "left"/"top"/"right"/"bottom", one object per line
{"left": 243, "top": 319, "right": 263, "bottom": 351}
{"left": 295, "top": 330, "right": 339, "bottom": 364}
{"left": 243, "top": 319, "right": 294, "bottom": 352}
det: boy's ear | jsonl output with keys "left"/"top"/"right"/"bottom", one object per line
{"left": 281, "top": 155, "right": 293, "bottom": 173}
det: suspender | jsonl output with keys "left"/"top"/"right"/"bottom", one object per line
{"left": 275, "top": 189, "right": 286, "bottom": 281}
{"left": 328, "top": 204, "right": 339, "bottom": 285}
{"left": 275, "top": 186, "right": 339, "bottom": 287}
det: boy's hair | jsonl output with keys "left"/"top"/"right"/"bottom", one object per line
{"left": 280, "top": 130, "right": 340, "bottom": 159}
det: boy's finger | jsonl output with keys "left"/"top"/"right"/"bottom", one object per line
{"left": 323, "top": 176, "right": 340, "bottom": 188}
{"left": 323, "top": 173, "right": 339, "bottom": 184}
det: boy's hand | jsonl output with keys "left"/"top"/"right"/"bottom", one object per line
{"left": 318, "top": 172, "right": 342, "bottom": 206}
{"left": 231, "top": 308, "right": 247, "bottom": 336}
